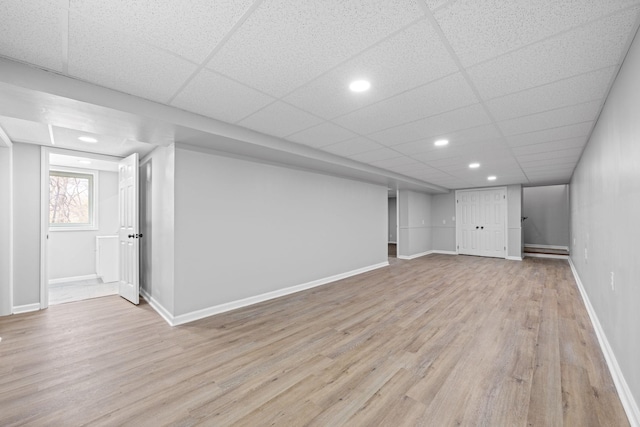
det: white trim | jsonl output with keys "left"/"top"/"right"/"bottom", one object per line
{"left": 568, "top": 258, "right": 640, "bottom": 427}
{"left": 524, "top": 243, "right": 569, "bottom": 251}
{"left": 431, "top": 250, "right": 457, "bottom": 255}
{"left": 40, "top": 148, "right": 48, "bottom": 309}
{"left": 150, "top": 262, "right": 390, "bottom": 327}
{"left": 139, "top": 288, "right": 174, "bottom": 327}
{"left": 388, "top": 241, "right": 397, "bottom": 244}
{"left": 48, "top": 274, "right": 99, "bottom": 285}
{"left": 13, "top": 303, "right": 40, "bottom": 314}
{"left": 397, "top": 250, "right": 433, "bottom": 260}
{"left": 505, "top": 256, "right": 523, "bottom": 261}
{"left": 0, "top": 125, "right": 11, "bottom": 147}
{"left": 524, "top": 253, "right": 568, "bottom": 260}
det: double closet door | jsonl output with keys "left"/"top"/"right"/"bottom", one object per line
{"left": 456, "top": 188, "right": 506, "bottom": 258}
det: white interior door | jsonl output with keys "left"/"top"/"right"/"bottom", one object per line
{"left": 118, "top": 153, "right": 139, "bottom": 304}
{"left": 479, "top": 189, "right": 506, "bottom": 258}
{"left": 457, "top": 191, "right": 480, "bottom": 255}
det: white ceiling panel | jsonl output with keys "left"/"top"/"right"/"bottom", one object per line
{"left": 0, "top": 1, "right": 64, "bottom": 72}
{"left": 237, "top": 102, "right": 323, "bottom": 138}
{"left": 287, "top": 122, "right": 358, "bottom": 149}
{"left": 320, "top": 137, "right": 383, "bottom": 157}
{"left": 369, "top": 104, "right": 492, "bottom": 146}
{"left": 334, "top": 73, "right": 478, "bottom": 135}
{"left": 171, "top": 69, "right": 275, "bottom": 124}
{"left": 497, "top": 101, "right": 602, "bottom": 137}
{"left": 485, "top": 66, "right": 616, "bottom": 122}
{"left": 520, "top": 156, "right": 581, "bottom": 168}
{"left": 512, "top": 137, "right": 587, "bottom": 156}
{"left": 392, "top": 124, "right": 503, "bottom": 156}
{"left": 207, "top": 0, "right": 422, "bottom": 97}
{"left": 349, "top": 147, "right": 404, "bottom": 163}
{"left": 69, "top": 0, "right": 254, "bottom": 64}
{"left": 468, "top": 8, "right": 640, "bottom": 100}
{"left": 68, "top": 13, "right": 198, "bottom": 103}
{"left": 516, "top": 147, "right": 583, "bottom": 163}
{"left": 0, "top": 116, "right": 51, "bottom": 145}
{"left": 283, "top": 20, "right": 459, "bottom": 119}
{"left": 506, "top": 122, "right": 593, "bottom": 147}
{"left": 434, "top": 0, "right": 639, "bottom": 67}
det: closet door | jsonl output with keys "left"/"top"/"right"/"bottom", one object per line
{"left": 457, "top": 190, "right": 480, "bottom": 255}
{"left": 479, "top": 189, "right": 506, "bottom": 258}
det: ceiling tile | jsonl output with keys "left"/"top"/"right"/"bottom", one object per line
{"left": 349, "top": 147, "right": 403, "bottom": 163}
{"left": 69, "top": 0, "right": 254, "bottom": 64}
{"left": 506, "top": 122, "right": 593, "bottom": 147}
{"left": 0, "top": 1, "right": 64, "bottom": 72}
{"left": 368, "top": 103, "right": 492, "bottom": 146}
{"left": 68, "top": 13, "right": 198, "bottom": 103}
{"left": 516, "top": 147, "right": 583, "bottom": 163}
{"left": 237, "top": 102, "right": 323, "bottom": 138}
{"left": 283, "top": 20, "right": 458, "bottom": 119}
{"left": 171, "top": 69, "right": 275, "bottom": 123}
{"left": 467, "top": 8, "right": 640, "bottom": 99}
{"left": 0, "top": 116, "right": 51, "bottom": 144}
{"left": 434, "top": 0, "right": 639, "bottom": 66}
{"left": 207, "top": 0, "right": 422, "bottom": 97}
{"left": 333, "top": 73, "right": 478, "bottom": 135}
{"left": 512, "top": 137, "right": 587, "bottom": 156}
{"left": 320, "top": 137, "right": 383, "bottom": 157}
{"left": 485, "top": 66, "right": 616, "bottom": 121}
{"left": 520, "top": 156, "right": 580, "bottom": 167}
{"left": 287, "top": 122, "right": 357, "bottom": 148}
{"left": 392, "top": 124, "right": 502, "bottom": 156}
{"left": 497, "top": 100, "right": 601, "bottom": 137}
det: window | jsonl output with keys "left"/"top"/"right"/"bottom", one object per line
{"left": 49, "top": 169, "right": 97, "bottom": 230}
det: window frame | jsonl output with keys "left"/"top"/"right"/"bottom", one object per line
{"left": 48, "top": 167, "right": 99, "bottom": 232}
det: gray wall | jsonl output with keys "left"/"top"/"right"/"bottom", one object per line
{"left": 570, "top": 29, "right": 640, "bottom": 414}
{"left": 431, "top": 192, "right": 456, "bottom": 252}
{"left": 139, "top": 145, "right": 175, "bottom": 314}
{"left": 398, "top": 190, "right": 432, "bottom": 257}
{"left": 48, "top": 170, "right": 119, "bottom": 280}
{"left": 388, "top": 197, "right": 397, "bottom": 243}
{"left": 507, "top": 184, "right": 523, "bottom": 259}
{"left": 0, "top": 145, "right": 12, "bottom": 315}
{"left": 173, "top": 145, "right": 387, "bottom": 316}
{"left": 12, "top": 143, "right": 41, "bottom": 307}
{"left": 523, "top": 185, "right": 570, "bottom": 248}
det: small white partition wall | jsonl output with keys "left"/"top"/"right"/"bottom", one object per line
{"left": 456, "top": 187, "right": 507, "bottom": 258}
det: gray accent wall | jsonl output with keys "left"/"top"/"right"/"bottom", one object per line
{"left": 570, "top": 29, "right": 640, "bottom": 415}
{"left": 388, "top": 197, "right": 397, "bottom": 243}
{"left": 523, "top": 185, "right": 570, "bottom": 248}
{"left": 397, "top": 190, "right": 432, "bottom": 257}
{"left": 0, "top": 146, "right": 12, "bottom": 315}
{"left": 431, "top": 192, "right": 456, "bottom": 252}
{"left": 12, "top": 143, "right": 41, "bottom": 307}
{"left": 172, "top": 145, "right": 388, "bottom": 316}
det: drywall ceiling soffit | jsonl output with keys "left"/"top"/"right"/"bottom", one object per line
{"left": 0, "top": 1, "right": 639, "bottom": 188}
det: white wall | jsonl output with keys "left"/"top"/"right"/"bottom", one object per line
{"left": 571, "top": 29, "right": 640, "bottom": 419}
{"left": 139, "top": 145, "right": 175, "bottom": 314}
{"left": 507, "top": 184, "right": 523, "bottom": 259}
{"left": 0, "top": 145, "right": 12, "bottom": 315}
{"left": 172, "top": 145, "right": 387, "bottom": 316}
{"left": 398, "top": 190, "right": 432, "bottom": 258}
{"left": 388, "top": 197, "right": 397, "bottom": 243}
{"left": 523, "top": 185, "right": 570, "bottom": 248}
{"left": 431, "top": 192, "right": 456, "bottom": 252}
{"left": 48, "top": 170, "right": 119, "bottom": 281}
{"left": 11, "top": 143, "right": 41, "bottom": 307}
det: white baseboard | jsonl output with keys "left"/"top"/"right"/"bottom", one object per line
{"left": 146, "top": 261, "right": 390, "bottom": 327}
{"left": 398, "top": 250, "right": 433, "bottom": 260}
{"left": 388, "top": 241, "right": 397, "bottom": 244}
{"left": 524, "top": 243, "right": 569, "bottom": 251}
{"left": 431, "top": 250, "right": 457, "bottom": 255}
{"left": 524, "top": 253, "right": 568, "bottom": 260}
{"left": 505, "top": 256, "right": 523, "bottom": 261}
{"left": 48, "top": 274, "right": 98, "bottom": 285}
{"left": 12, "top": 303, "right": 40, "bottom": 314}
{"left": 568, "top": 258, "right": 640, "bottom": 427}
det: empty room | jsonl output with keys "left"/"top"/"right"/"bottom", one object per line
{"left": 1, "top": 1, "right": 639, "bottom": 425}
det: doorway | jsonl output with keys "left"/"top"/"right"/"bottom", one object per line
{"left": 43, "top": 149, "right": 121, "bottom": 306}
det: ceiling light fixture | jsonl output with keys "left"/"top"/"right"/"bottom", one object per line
{"left": 78, "top": 136, "right": 98, "bottom": 143}
{"left": 434, "top": 139, "right": 449, "bottom": 147}
{"left": 487, "top": 175, "right": 497, "bottom": 181}
{"left": 349, "top": 80, "right": 371, "bottom": 92}
{"left": 469, "top": 162, "right": 480, "bottom": 168}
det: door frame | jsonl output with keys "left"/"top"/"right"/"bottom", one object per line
{"left": 455, "top": 186, "right": 508, "bottom": 259}
{"left": 39, "top": 146, "right": 123, "bottom": 309}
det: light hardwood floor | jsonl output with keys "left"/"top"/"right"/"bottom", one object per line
{"left": 0, "top": 255, "right": 628, "bottom": 426}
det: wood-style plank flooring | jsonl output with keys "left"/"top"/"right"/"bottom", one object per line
{"left": 0, "top": 255, "right": 628, "bottom": 426}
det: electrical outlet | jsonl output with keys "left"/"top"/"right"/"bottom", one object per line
{"left": 611, "top": 272, "right": 615, "bottom": 291}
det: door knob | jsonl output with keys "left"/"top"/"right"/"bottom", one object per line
{"left": 481, "top": 226, "right": 484, "bottom": 229}
{"left": 476, "top": 226, "right": 479, "bottom": 229}
{"left": 128, "top": 234, "right": 134, "bottom": 238}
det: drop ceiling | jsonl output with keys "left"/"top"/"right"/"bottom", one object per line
{"left": 0, "top": 0, "right": 639, "bottom": 191}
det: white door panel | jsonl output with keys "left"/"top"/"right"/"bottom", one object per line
{"left": 118, "top": 153, "right": 139, "bottom": 305}
{"left": 456, "top": 188, "right": 506, "bottom": 258}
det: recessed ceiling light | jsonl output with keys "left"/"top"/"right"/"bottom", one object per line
{"left": 349, "top": 80, "right": 371, "bottom": 92}
{"left": 78, "top": 160, "right": 92, "bottom": 165}
{"left": 434, "top": 139, "right": 449, "bottom": 147}
{"left": 469, "top": 162, "right": 480, "bottom": 169}
{"left": 78, "top": 136, "right": 98, "bottom": 143}
{"left": 487, "top": 175, "right": 497, "bottom": 181}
